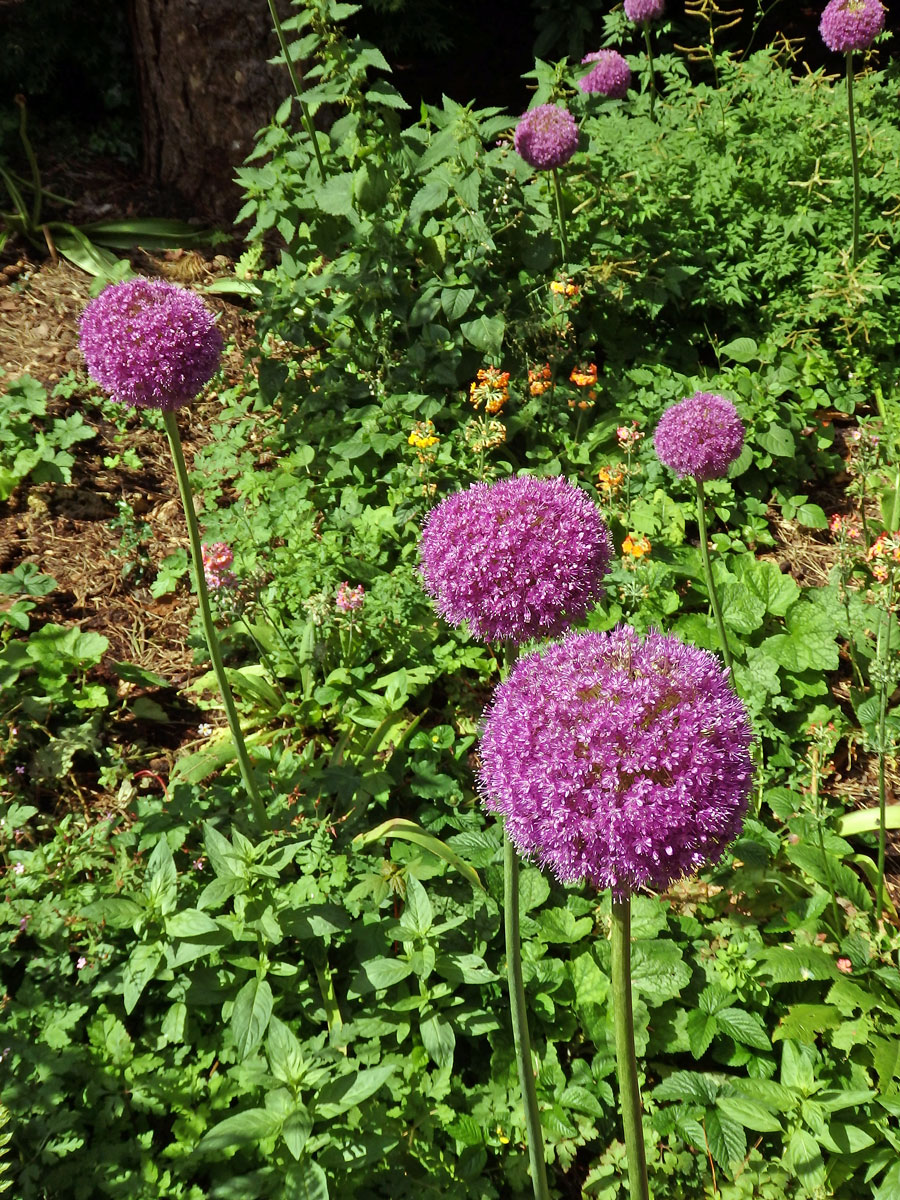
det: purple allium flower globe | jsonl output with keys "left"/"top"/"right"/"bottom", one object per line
{"left": 419, "top": 475, "right": 612, "bottom": 644}
{"left": 819, "top": 0, "right": 885, "bottom": 52}
{"left": 513, "top": 105, "right": 579, "bottom": 170}
{"left": 623, "top": 0, "right": 666, "bottom": 22}
{"left": 479, "top": 627, "right": 753, "bottom": 896}
{"left": 579, "top": 50, "right": 632, "bottom": 98}
{"left": 654, "top": 392, "right": 745, "bottom": 482}
{"left": 79, "top": 277, "right": 223, "bottom": 411}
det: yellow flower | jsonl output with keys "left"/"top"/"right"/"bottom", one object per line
{"left": 569, "top": 363, "right": 597, "bottom": 388}
{"left": 550, "top": 278, "right": 579, "bottom": 297}
{"left": 597, "top": 465, "right": 625, "bottom": 492}
{"left": 408, "top": 419, "right": 439, "bottom": 449}
{"left": 622, "top": 533, "right": 651, "bottom": 559}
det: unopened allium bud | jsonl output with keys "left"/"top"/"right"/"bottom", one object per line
{"left": 819, "top": 0, "right": 885, "bottom": 53}
{"left": 654, "top": 392, "right": 745, "bottom": 482}
{"left": 79, "top": 278, "right": 223, "bottom": 411}
{"left": 479, "top": 626, "right": 753, "bottom": 896}
{"left": 579, "top": 50, "right": 632, "bottom": 98}
{"left": 514, "top": 105, "right": 579, "bottom": 170}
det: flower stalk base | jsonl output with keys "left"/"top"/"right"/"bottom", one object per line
{"left": 611, "top": 895, "right": 650, "bottom": 1200}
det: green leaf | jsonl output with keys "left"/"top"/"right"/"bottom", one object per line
{"left": 313, "top": 172, "right": 356, "bottom": 217}
{"left": 716, "top": 1096, "right": 782, "bottom": 1133}
{"left": 537, "top": 907, "right": 592, "bottom": 944}
{"left": 631, "top": 940, "right": 691, "bottom": 1004}
{"left": 400, "top": 875, "right": 433, "bottom": 937}
{"left": 704, "top": 1108, "right": 746, "bottom": 1171}
{"left": 460, "top": 313, "right": 505, "bottom": 356}
{"left": 231, "top": 977, "right": 274, "bottom": 1060}
{"left": 195, "top": 1108, "right": 280, "bottom": 1153}
{"left": 837, "top": 804, "right": 900, "bottom": 837}
{"left": 267, "top": 1016, "right": 305, "bottom": 1086}
{"left": 165, "top": 909, "right": 221, "bottom": 938}
{"left": 81, "top": 897, "right": 144, "bottom": 928}
{"left": 653, "top": 1071, "right": 719, "bottom": 1106}
{"left": 353, "top": 819, "right": 483, "bottom": 891}
{"left": 409, "top": 179, "right": 448, "bottom": 224}
{"left": 560, "top": 1085, "right": 605, "bottom": 1118}
{"left": 874, "top": 1161, "right": 900, "bottom": 1200}
{"left": 366, "top": 79, "right": 410, "bottom": 109}
{"left": 736, "top": 558, "right": 800, "bottom": 616}
{"left": 785, "top": 1128, "right": 825, "bottom": 1190}
{"left": 284, "top": 1161, "right": 330, "bottom": 1200}
{"left": 763, "top": 601, "right": 839, "bottom": 672}
{"left": 315, "top": 1065, "right": 394, "bottom": 1119}
{"left": 757, "top": 425, "right": 795, "bottom": 457}
{"left": 719, "top": 337, "right": 758, "bottom": 363}
{"left": 440, "top": 286, "right": 476, "bottom": 323}
{"left": 350, "top": 956, "right": 412, "bottom": 994}
{"left": 773, "top": 1004, "right": 841, "bottom": 1044}
{"left": 715, "top": 1007, "right": 770, "bottom": 1050}
{"left": 720, "top": 580, "right": 766, "bottom": 634}
{"left": 686, "top": 1010, "right": 718, "bottom": 1058}
{"left": 795, "top": 503, "right": 828, "bottom": 529}
{"left": 122, "top": 942, "right": 164, "bottom": 1014}
{"left": 420, "top": 1013, "right": 455, "bottom": 1069}
{"left": 281, "top": 1106, "right": 313, "bottom": 1160}
{"left": 780, "top": 1040, "right": 815, "bottom": 1094}
{"left": 569, "top": 951, "right": 609, "bottom": 1008}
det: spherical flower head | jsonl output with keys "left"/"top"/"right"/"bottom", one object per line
{"left": 819, "top": 0, "right": 885, "bottom": 52}
{"left": 624, "top": 0, "right": 666, "bottom": 22}
{"left": 579, "top": 50, "right": 632, "bottom": 98}
{"left": 419, "top": 475, "right": 612, "bottom": 644}
{"left": 514, "top": 105, "right": 579, "bottom": 171}
{"left": 654, "top": 392, "right": 745, "bottom": 482}
{"left": 79, "top": 277, "right": 223, "bottom": 411}
{"left": 479, "top": 626, "right": 753, "bottom": 896}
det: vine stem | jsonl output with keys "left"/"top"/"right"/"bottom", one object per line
{"left": 267, "top": 0, "right": 327, "bottom": 179}
{"left": 695, "top": 479, "right": 733, "bottom": 682}
{"left": 642, "top": 23, "right": 657, "bottom": 123}
{"left": 163, "top": 411, "right": 268, "bottom": 831}
{"left": 504, "top": 835, "right": 550, "bottom": 1200}
{"left": 846, "top": 51, "right": 860, "bottom": 265}
{"left": 611, "top": 896, "right": 650, "bottom": 1200}
{"left": 551, "top": 167, "right": 569, "bottom": 264}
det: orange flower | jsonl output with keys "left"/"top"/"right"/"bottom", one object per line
{"left": 622, "top": 533, "right": 651, "bottom": 559}
{"left": 528, "top": 363, "right": 552, "bottom": 396}
{"left": 469, "top": 367, "right": 510, "bottom": 413}
{"left": 569, "top": 363, "right": 597, "bottom": 388}
{"left": 597, "top": 465, "right": 625, "bottom": 493}
{"left": 550, "top": 279, "right": 580, "bottom": 297}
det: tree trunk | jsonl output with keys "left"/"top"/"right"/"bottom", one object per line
{"left": 128, "top": 0, "right": 286, "bottom": 224}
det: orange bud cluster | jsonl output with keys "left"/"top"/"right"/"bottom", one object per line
{"left": 622, "top": 533, "right": 651, "bottom": 559}
{"left": 469, "top": 367, "right": 510, "bottom": 415}
{"left": 528, "top": 363, "right": 552, "bottom": 396}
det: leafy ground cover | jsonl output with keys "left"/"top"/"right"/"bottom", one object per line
{"left": 1, "top": 2, "right": 900, "bottom": 1198}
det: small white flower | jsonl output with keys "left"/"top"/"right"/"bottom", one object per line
{"left": 12, "top": 862, "right": 24, "bottom": 875}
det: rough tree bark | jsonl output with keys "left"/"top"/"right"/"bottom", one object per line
{"left": 128, "top": 0, "right": 287, "bottom": 223}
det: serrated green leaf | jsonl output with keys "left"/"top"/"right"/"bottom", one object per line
{"left": 705, "top": 1108, "right": 746, "bottom": 1171}
{"left": 631, "top": 940, "right": 691, "bottom": 1004}
{"left": 717, "top": 1096, "right": 782, "bottom": 1133}
{"left": 460, "top": 313, "right": 504, "bottom": 356}
{"left": 773, "top": 1003, "right": 842, "bottom": 1044}
{"left": 284, "top": 1161, "right": 329, "bottom": 1200}
{"left": 785, "top": 1128, "right": 825, "bottom": 1189}
{"left": 537, "top": 906, "right": 592, "bottom": 944}
{"left": 715, "top": 1006, "right": 770, "bottom": 1050}
{"left": 686, "top": 1010, "right": 718, "bottom": 1058}
{"left": 400, "top": 875, "right": 433, "bottom": 937}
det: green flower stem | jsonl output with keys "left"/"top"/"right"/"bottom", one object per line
{"left": 504, "top": 834, "right": 550, "bottom": 1200}
{"left": 695, "top": 479, "right": 733, "bottom": 681}
{"left": 846, "top": 51, "right": 860, "bottom": 265}
{"left": 611, "top": 896, "right": 650, "bottom": 1200}
{"left": 267, "top": 0, "right": 327, "bottom": 179}
{"left": 642, "top": 24, "right": 657, "bottom": 123}
{"left": 875, "top": 569, "right": 894, "bottom": 922}
{"left": 163, "top": 411, "right": 268, "bottom": 831}
{"left": 14, "top": 95, "right": 42, "bottom": 228}
{"left": 551, "top": 167, "right": 569, "bottom": 264}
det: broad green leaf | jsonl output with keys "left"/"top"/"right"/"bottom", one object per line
{"left": 166, "top": 909, "right": 220, "bottom": 938}
{"left": 349, "top": 956, "right": 412, "bottom": 993}
{"left": 537, "top": 907, "right": 592, "bottom": 944}
{"left": 785, "top": 1128, "right": 825, "bottom": 1190}
{"left": 281, "top": 1106, "right": 313, "bottom": 1160}
{"left": 400, "top": 875, "right": 433, "bottom": 937}
{"left": 717, "top": 1096, "right": 782, "bottom": 1133}
{"left": 232, "top": 977, "right": 274, "bottom": 1059}
{"left": 420, "top": 1013, "right": 455, "bottom": 1069}
{"left": 267, "top": 1015, "right": 305, "bottom": 1085}
{"left": 441, "top": 286, "right": 475, "bottom": 322}
{"left": 81, "top": 897, "right": 144, "bottom": 928}
{"left": 705, "top": 1108, "right": 746, "bottom": 1170}
{"left": 837, "top": 804, "right": 900, "bottom": 837}
{"left": 824, "top": 1121, "right": 875, "bottom": 1154}
{"left": 686, "top": 1010, "right": 718, "bottom": 1058}
{"left": 569, "top": 951, "right": 609, "bottom": 1008}
{"left": 772, "top": 1003, "right": 841, "bottom": 1044}
{"left": 757, "top": 425, "right": 795, "bottom": 457}
{"left": 314, "top": 172, "right": 356, "bottom": 217}
{"left": 875, "top": 1161, "right": 900, "bottom": 1200}
{"left": 653, "top": 1071, "right": 719, "bottom": 1106}
{"left": 285, "top": 1161, "right": 329, "bottom": 1200}
{"left": 719, "top": 337, "right": 758, "bottom": 363}
{"left": 366, "top": 79, "right": 410, "bottom": 109}
{"left": 720, "top": 580, "right": 766, "bottom": 634}
{"left": 195, "top": 1107, "right": 280, "bottom": 1153}
{"left": 315, "top": 1065, "right": 394, "bottom": 1118}
{"left": 460, "top": 313, "right": 505, "bottom": 356}
{"left": 715, "top": 1006, "right": 770, "bottom": 1050}
{"left": 631, "top": 940, "right": 691, "bottom": 1004}
{"left": 780, "top": 1040, "right": 815, "bottom": 1094}
{"left": 796, "top": 503, "right": 828, "bottom": 529}
{"left": 630, "top": 895, "right": 668, "bottom": 939}
{"left": 353, "top": 819, "right": 483, "bottom": 890}
{"left": 736, "top": 557, "right": 800, "bottom": 616}
{"left": 560, "top": 1085, "right": 605, "bottom": 1118}
{"left": 123, "top": 942, "right": 164, "bottom": 1014}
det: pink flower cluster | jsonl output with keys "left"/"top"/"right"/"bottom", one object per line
{"left": 335, "top": 582, "right": 365, "bottom": 613}
{"left": 616, "top": 421, "right": 644, "bottom": 451}
{"left": 514, "top": 105, "right": 579, "bottom": 170}
{"left": 624, "top": 0, "right": 666, "bottom": 22}
{"left": 202, "top": 542, "right": 237, "bottom": 590}
{"left": 819, "top": 0, "right": 885, "bottom": 53}
{"left": 654, "top": 392, "right": 745, "bottom": 482}
{"left": 579, "top": 50, "right": 631, "bottom": 98}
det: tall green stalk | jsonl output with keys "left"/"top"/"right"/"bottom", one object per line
{"left": 551, "top": 167, "right": 569, "bottom": 263}
{"left": 504, "top": 836, "right": 550, "bottom": 1200}
{"left": 875, "top": 569, "right": 894, "bottom": 922}
{"left": 846, "top": 52, "right": 860, "bottom": 265}
{"left": 267, "top": 0, "right": 327, "bottom": 178}
{"left": 163, "top": 412, "right": 268, "bottom": 831}
{"left": 611, "top": 896, "right": 650, "bottom": 1200}
{"left": 695, "top": 479, "right": 733, "bottom": 681}
{"left": 642, "top": 24, "right": 657, "bottom": 123}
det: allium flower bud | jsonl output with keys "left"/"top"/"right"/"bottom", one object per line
{"left": 479, "top": 627, "right": 753, "bottom": 896}
{"left": 79, "top": 277, "right": 223, "bottom": 411}
{"left": 654, "top": 392, "right": 745, "bottom": 482}
{"left": 514, "top": 105, "right": 579, "bottom": 170}
{"left": 624, "top": 0, "right": 666, "bottom": 22}
{"left": 419, "top": 475, "right": 612, "bottom": 644}
{"left": 579, "top": 49, "right": 632, "bottom": 98}
{"left": 819, "top": 0, "right": 885, "bottom": 53}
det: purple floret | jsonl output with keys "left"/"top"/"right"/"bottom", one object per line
{"left": 479, "top": 627, "right": 753, "bottom": 897}
{"left": 819, "top": 0, "right": 885, "bottom": 53}
{"left": 624, "top": 0, "right": 666, "bottom": 22}
{"left": 654, "top": 392, "right": 745, "bottom": 482}
{"left": 579, "top": 50, "right": 632, "bottom": 98}
{"left": 79, "top": 277, "right": 223, "bottom": 411}
{"left": 419, "top": 475, "right": 612, "bottom": 645}
{"left": 514, "top": 105, "right": 579, "bottom": 170}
